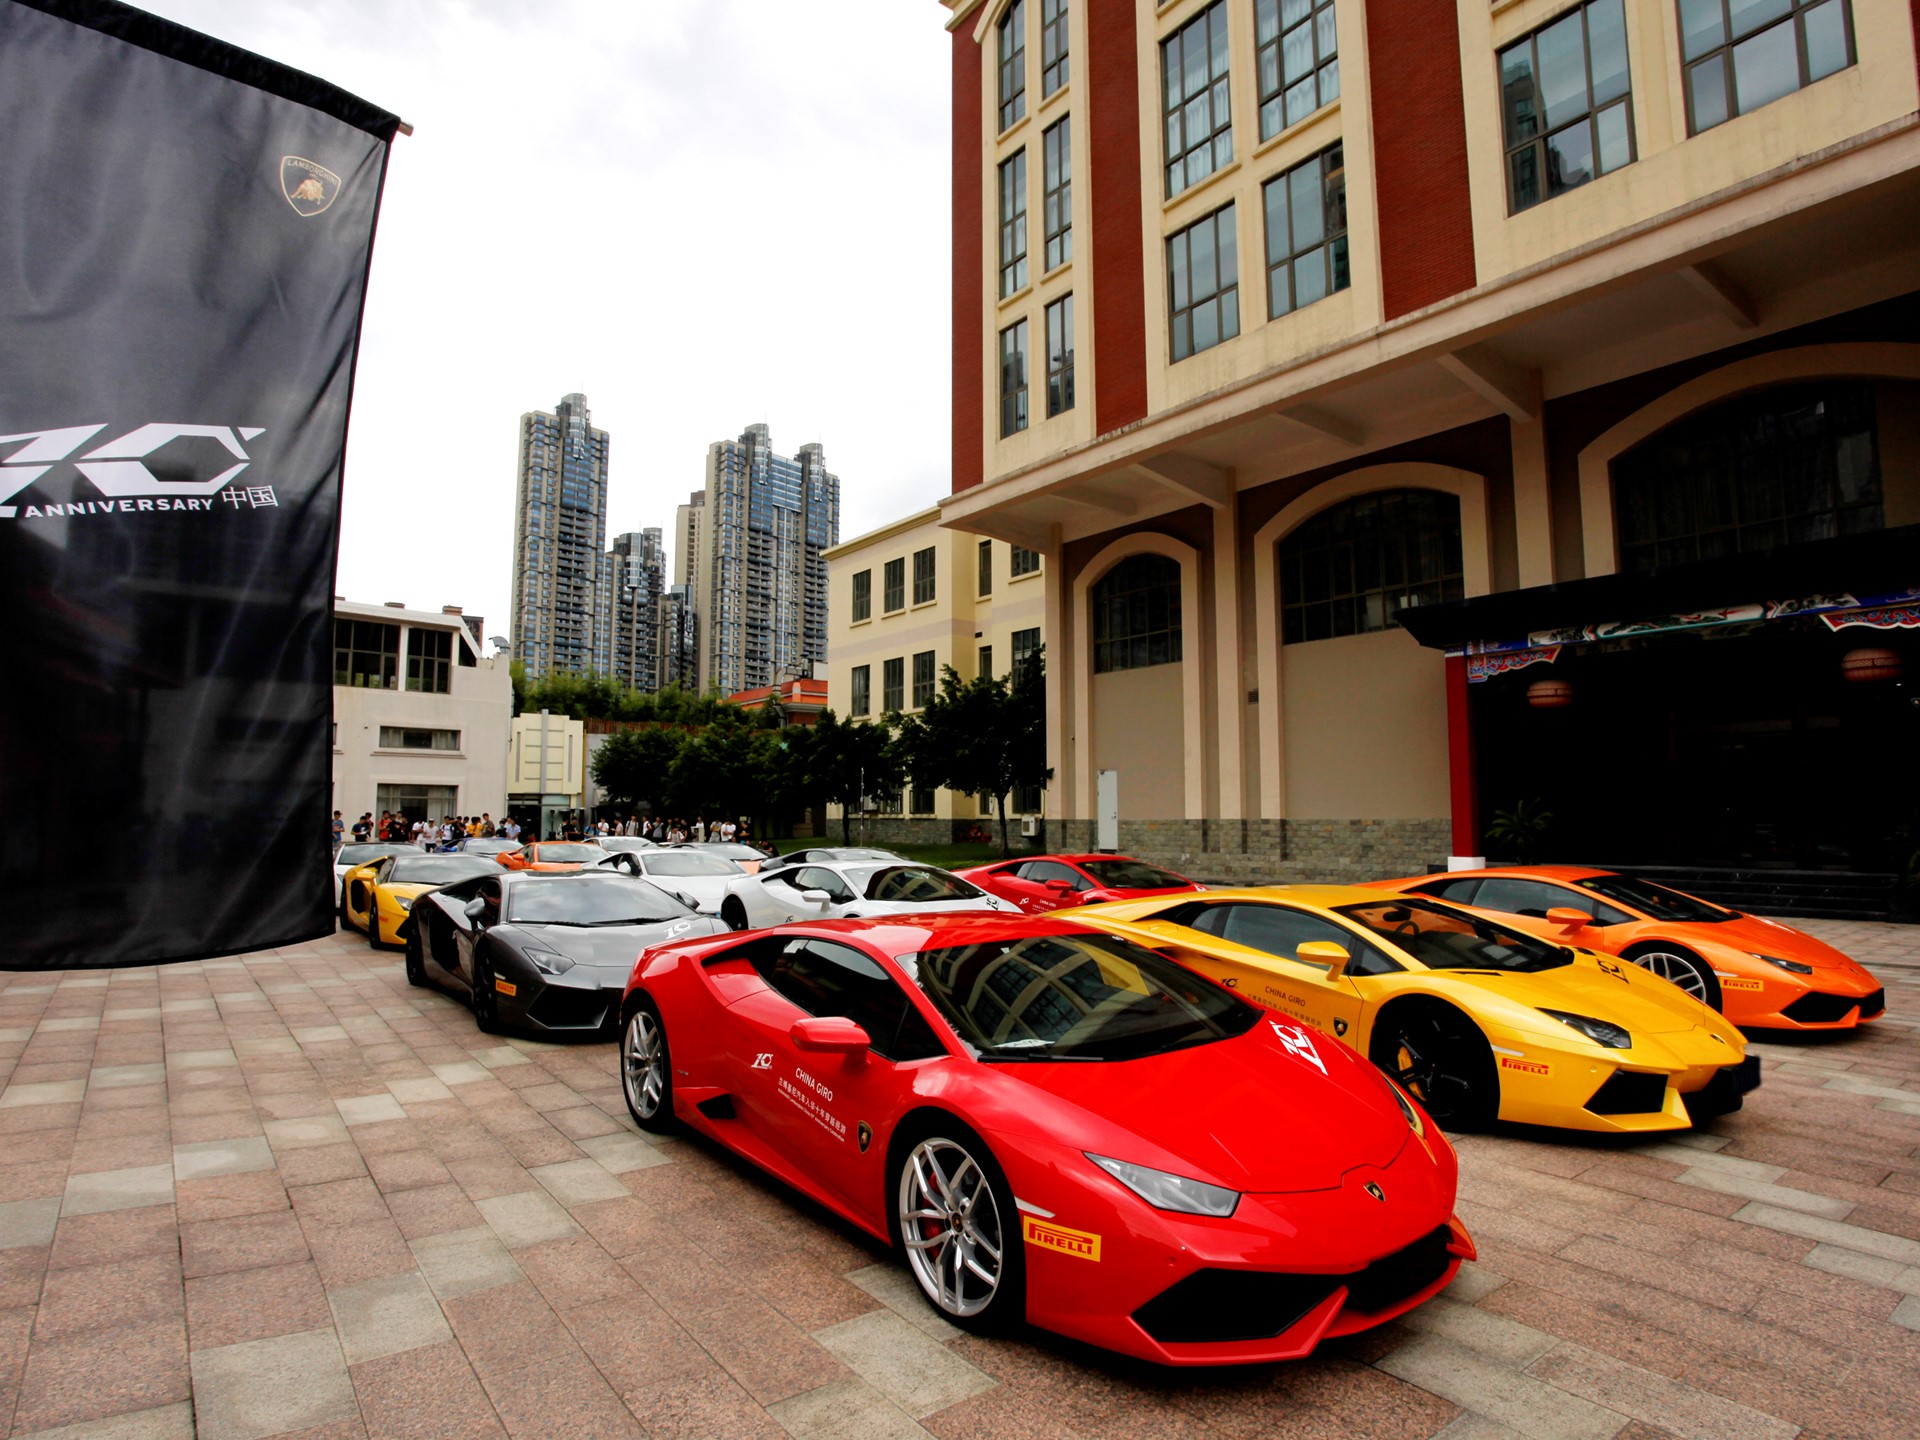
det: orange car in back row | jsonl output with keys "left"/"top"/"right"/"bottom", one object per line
{"left": 1371, "top": 865, "right": 1884, "bottom": 1031}
{"left": 496, "top": 841, "right": 607, "bottom": 872}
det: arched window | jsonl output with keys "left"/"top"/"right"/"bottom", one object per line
{"left": 1280, "top": 489, "right": 1462, "bottom": 643}
{"left": 1612, "top": 382, "right": 1881, "bottom": 575}
{"left": 1092, "top": 554, "right": 1183, "bottom": 673}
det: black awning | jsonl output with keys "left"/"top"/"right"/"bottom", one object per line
{"left": 1398, "top": 524, "right": 1920, "bottom": 651}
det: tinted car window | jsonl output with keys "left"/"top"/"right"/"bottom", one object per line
{"left": 506, "top": 875, "right": 693, "bottom": 924}
{"left": 1473, "top": 877, "right": 1632, "bottom": 926}
{"left": 389, "top": 856, "right": 500, "bottom": 885}
{"left": 1019, "top": 860, "right": 1088, "bottom": 890}
{"left": 902, "top": 931, "right": 1258, "bottom": 1061}
{"left": 752, "top": 938, "right": 945, "bottom": 1061}
{"left": 336, "top": 844, "right": 394, "bottom": 868}
{"left": 859, "top": 866, "right": 984, "bottom": 903}
{"left": 531, "top": 843, "right": 605, "bottom": 863}
{"left": 1412, "top": 877, "right": 1481, "bottom": 902}
{"left": 1575, "top": 874, "right": 1732, "bottom": 923}
{"left": 1337, "top": 899, "right": 1571, "bottom": 972}
{"left": 646, "top": 852, "right": 743, "bottom": 877}
{"left": 1079, "top": 859, "right": 1191, "bottom": 889}
{"left": 1202, "top": 903, "right": 1399, "bottom": 978}
{"left": 795, "top": 867, "right": 856, "bottom": 904}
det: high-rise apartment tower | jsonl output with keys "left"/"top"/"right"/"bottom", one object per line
{"left": 510, "top": 393, "right": 610, "bottom": 680}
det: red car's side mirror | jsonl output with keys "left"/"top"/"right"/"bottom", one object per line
{"left": 790, "top": 1016, "right": 870, "bottom": 1054}
{"left": 1044, "top": 879, "right": 1075, "bottom": 895}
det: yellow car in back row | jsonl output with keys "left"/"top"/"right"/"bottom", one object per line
{"left": 339, "top": 853, "right": 501, "bottom": 947}
{"left": 1075, "top": 886, "right": 1758, "bottom": 1134}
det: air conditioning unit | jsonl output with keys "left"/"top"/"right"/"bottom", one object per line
{"left": 1019, "top": 816, "right": 1039, "bottom": 838}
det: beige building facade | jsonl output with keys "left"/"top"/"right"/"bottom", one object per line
{"left": 826, "top": 508, "right": 1052, "bottom": 841}
{"left": 331, "top": 600, "right": 511, "bottom": 825}
{"left": 939, "top": 0, "right": 1920, "bottom": 890}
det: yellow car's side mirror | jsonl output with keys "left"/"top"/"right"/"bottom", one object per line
{"left": 1296, "top": 940, "right": 1351, "bottom": 981}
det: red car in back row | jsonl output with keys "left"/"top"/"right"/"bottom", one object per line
{"left": 954, "top": 853, "right": 1202, "bottom": 914}
{"left": 616, "top": 912, "right": 1471, "bottom": 1364}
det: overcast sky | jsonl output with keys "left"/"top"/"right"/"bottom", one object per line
{"left": 137, "top": 0, "right": 953, "bottom": 644}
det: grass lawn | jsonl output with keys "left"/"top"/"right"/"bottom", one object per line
{"left": 768, "top": 835, "right": 1016, "bottom": 869}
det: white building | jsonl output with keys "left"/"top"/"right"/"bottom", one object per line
{"left": 331, "top": 599, "right": 512, "bottom": 824}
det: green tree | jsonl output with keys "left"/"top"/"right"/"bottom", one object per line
{"left": 898, "top": 651, "right": 1050, "bottom": 856}
{"left": 590, "top": 726, "right": 687, "bottom": 815}
{"left": 667, "top": 709, "right": 782, "bottom": 827}
{"left": 805, "top": 711, "right": 906, "bottom": 844}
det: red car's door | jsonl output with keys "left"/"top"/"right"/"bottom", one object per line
{"left": 723, "top": 935, "right": 947, "bottom": 1227}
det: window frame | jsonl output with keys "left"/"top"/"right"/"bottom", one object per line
{"left": 850, "top": 664, "right": 871, "bottom": 718}
{"left": 997, "top": 0, "right": 1028, "bottom": 132}
{"left": 333, "top": 618, "right": 399, "bottom": 690}
{"left": 998, "top": 149, "right": 1029, "bottom": 299}
{"left": 1010, "top": 546, "right": 1042, "bottom": 578}
{"left": 1000, "top": 319, "right": 1031, "bottom": 437}
{"left": 912, "top": 547, "right": 936, "bottom": 606}
{"left": 1263, "top": 143, "right": 1348, "bottom": 320}
{"left": 851, "top": 569, "right": 871, "bottom": 623}
{"left": 1161, "top": 1, "right": 1233, "bottom": 198}
{"left": 978, "top": 540, "right": 994, "bottom": 598}
{"left": 882, "top": 557, "right": 906, "bottom": 614}
{"left": 911, "top": 650, "right": 937, "bottom": 710}
{"left": 1680, "top": 0, "right": 1856, "bottom": 134}
{"left": 882, "top": 657, "right": 905, "bottom": 713}
{"left": 1040, "top": 0, "right": 1069, "bottom": 96}
{"left": 1042, "top": 117, "right": 1072, "bottom": 273}
{"left": 1167, "top": 202, "right": 1240, "bottom": 363}
{"left": 405, "top": 627, "right": 453, "bottom": 695}
{"left": 1091, "top": 554, "right": 1184, "bottom": 673}
{"left": 1279, "top": 489, "right": 1466, "bottom": 645}
{"left": 1045, "top": 293, "right": 1075, "bottom": 418}
{"left": 1255, "top": 0, "right": 1340, "bottom": 141}
{"left": 1499, "top": 0, "right": 1637, "bottom": 214}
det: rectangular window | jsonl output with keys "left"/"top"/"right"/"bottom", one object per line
{"left": 852, "top": 569, "right": 871, "bottom": 622}
{"left": 1256, "top": 0, "right": 1339, "bottom": 141}
{"left": 1041, "top": 0, "right": 1069, "bottom": 95}
{"left": 1162, "top": 1, "right": 1232, "bottom": 197}
{"left": 882, "top": 657, "right": 904, "bottom": 713}
{"left": 1011, "top": 545, "right": 1042, "bottom": 577}
{"left": 850, "top": 664, "right": 871, "bottom": 717}
{"left": 1500, "top": 0, "right": 1635, "bottom": 212}
{"left": 1011, "top": 627, "right": 1042, "bottom": 689}
{"left": 875, "top": 787, "right": 904, "bottom": 816}
{"left": 1264, "top": 144, "right": 1348, "bottom": 319}
{"left": 978, "top": 540, "right": 994, "bottom": 597}
{"left": 1000, "top": 320, "right": 1031, "bottom": 437}
{"left": 333, "top": 618, "right": 398, "bottom": 689}
{"left": 1168, "top": 203, "right": 1239, "bottom": 362}
{"left": 375, "top": 784, "right": 457, "bottom": 823}
{"left": 378, "top": 727, "right": 460, "bottom": 751}
{"left": 998, "top": 0, "right": 1027, "bottom": 131}
{"left": 999, "top": 150, "right": 1029, "bottom": 297}
{"left": 883, "top": 557, "right": 905, "bottom": 613}
{"left": 978, "top": 644, "right": 994, "bottom": 681}
{"left": 912, "top": 650, "right": 937, "bottom": 709}
{"left": 1042, "top": 118, "right": 1072, "bottom": 272}
{"left": 1679, "top": 0, "right": 1852, "bottom": 134}
{"left": 910, "top": 786, "right": 937, "bottom": 815}
{"left": 912, "top": 546, "right": 936, "bottom": 605}
{"left": 405, "top": 627, "right": 452, "bottom": 694}
{"left": 1046, "top": 293, "right": 1075, "bottom": 417}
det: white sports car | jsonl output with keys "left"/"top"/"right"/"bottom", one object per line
{"left": 715, "top": 857, "right": 1019, "bottom": 931}
{"left": 594, "top": 847, "right": 755, "bottom": 922}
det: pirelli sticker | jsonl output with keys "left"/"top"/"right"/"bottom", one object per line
{"left": 1021, "top": 1216, "right": 1101, "bottom": 1261}
{"left": 1498, "top": 1056, "right": 1550, "bottom": 1076}
{"left": 1721, "top": 977, "right": 1765, "bottom": 992}
{"left": 495, "top": 979, "right": 518, "bottom": 997}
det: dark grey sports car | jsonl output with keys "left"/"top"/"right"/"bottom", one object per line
{"left": 398, "top": 870, "right": 728, "bottom": 1036}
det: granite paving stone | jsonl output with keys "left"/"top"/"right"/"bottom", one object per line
{"left": 188, "top": 1326, "right": 357, "bottom": 1440}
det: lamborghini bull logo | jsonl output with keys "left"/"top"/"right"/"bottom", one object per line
{"left": 0, "top": 423, "right": 264, "bottom": 519}
{"left": 281, "top": 156, "right": 341, "bottom": 216}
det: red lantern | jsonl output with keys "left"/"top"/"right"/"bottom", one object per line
{"left": 1841, "top": 647, "right": 1902, "bottom": 683}
{"left": 1527, "top": 677, "right": 1573, "bottom": 709}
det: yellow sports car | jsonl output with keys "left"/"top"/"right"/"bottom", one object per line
{"left": 339, "top": 853, "right": 501, "bottom": 948}
{"left": 1074, "top": 886, "right": 1757, "bottom": 1134}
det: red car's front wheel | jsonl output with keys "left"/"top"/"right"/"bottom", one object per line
{"left": 894, "top": 1125, "right": 1022, "bottom": 1330}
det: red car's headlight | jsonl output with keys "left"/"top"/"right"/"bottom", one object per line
{"left": 1086, "top": 1153, "right": 1239, "bottom": 1217}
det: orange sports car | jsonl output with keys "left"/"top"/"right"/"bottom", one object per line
{"left": 1371, "top": 866, "right": 1884, "bottom": 1031}
{"left": 495, "top": 841, "right": 606, "bottom": 872}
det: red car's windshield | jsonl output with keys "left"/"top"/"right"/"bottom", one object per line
{"left": 899, "top": 931, "right": 1257, "bottom": 1060}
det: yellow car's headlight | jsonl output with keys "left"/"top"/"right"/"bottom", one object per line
{"left": 395, "top": 896, "right": 413, "bottom": 911}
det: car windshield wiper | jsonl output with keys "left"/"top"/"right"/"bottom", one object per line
{"left": 586, "top": 916, "right": 674, "bottom": 926}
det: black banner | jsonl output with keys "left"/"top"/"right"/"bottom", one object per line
{"left": 0, "top": 0, "right": 397, "bottom": 967}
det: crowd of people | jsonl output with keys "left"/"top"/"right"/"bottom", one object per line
{"left": 329, "top": 808, "right": 769, "bottom": 854}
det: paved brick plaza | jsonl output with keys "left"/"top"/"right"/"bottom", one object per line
{"left": 0, "top": 919, "right": 1915, "bottom": 1440}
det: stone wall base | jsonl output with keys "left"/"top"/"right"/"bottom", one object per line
{"left": 1045, "top": 818, "right": 1451, "bottom": 885}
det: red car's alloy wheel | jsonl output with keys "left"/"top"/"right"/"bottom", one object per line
{"left": 621, "top": 1003, "right": 674, "bottom": 1133}
{"left": 897, "top": 1136, "right": 1007, "bottom": 1320}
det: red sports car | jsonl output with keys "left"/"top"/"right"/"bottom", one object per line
{"left": 616, "top": 913, "right": 1472, "bottom": 1365}
{"left": 954, "top": 854, "right": 1202, "bottom": 914}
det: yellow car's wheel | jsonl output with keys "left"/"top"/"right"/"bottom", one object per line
{"left": 1370, "top": 1001, "right": 1498, "bottom": 1131}
{"left": 366, "top": 901, "right": 384, "bottom": 950}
